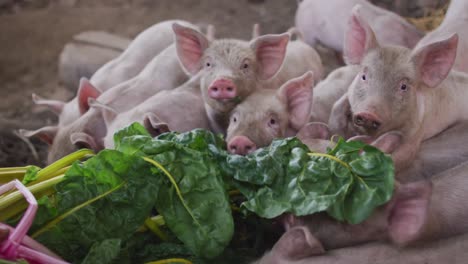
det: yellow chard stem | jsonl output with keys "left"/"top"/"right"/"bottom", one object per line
{"left": 0, "top": 175, "right": 65, "bottom": 212}
{"left": 144, "top": 217, "right": 168, "bottom": 241}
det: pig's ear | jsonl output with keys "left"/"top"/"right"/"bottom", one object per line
{"left": 411, "top": 34, "right": 458, "bottom": 88}
{"left": 279, "top": 71, "right": 314, "bottom": 130}
{"left": 343, "top": 5, "right": 378, "bottom": 65}
{"left": 32, "top": 93, "right": 65, "bottom": 115}
{"left": 143, "top": 113, "right": 171, "bottom": 137}
{"left": 88, "top": 98, "right": 117, "bottom": 125}
{"left": 387, "top": 181, "right": 432, "bottom": 245}
{"left": 251, "top": 33, "right": 289, "bottom": 80}
{"left": 297, "top": 122, "right": 331, "bottom": 140}
{"left": 70, "top": 132, "right": 99, "bottom": 151}
{"left": 19, "top": 126, "right": 58, "bottom": 145}
{"left": 252, "top": 23, "right": 260, "bottom": 39}
{"left": 272, "top": 226, "right": 325, "bottom": 260}
{"left": 173, "top": 23, "right": 209, "bottom": 75}
{"left": 78, "top": 78, "right": 101, "bottom": 115}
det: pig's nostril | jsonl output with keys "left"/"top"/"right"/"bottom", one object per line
{"left": 212, "top": 87, "right": 218, "bottom": 92}
{"left": 227, "top": 87, "right": 233, "bottom": 92}
{"left": 246, "top": 145, "right": 252, "bottom": 151}
{"left": 230, "top": 145, "right": 237, "bottom": 151}
{"left": 355, "top": 116, "right": 364, "bottom": 124}
{"left": 372, "top": 121, "right": 381, "bottom": 129}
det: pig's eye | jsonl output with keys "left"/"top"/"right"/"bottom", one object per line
{"left": 269, "top": 118, "right": 276, "bottom": 126}
{"left": 206, "top": 62, "right": 211, "bottom": 67}
{"left": 233, "top": 117, "right": 237, "bottom": 123}
{"left": 242, "top": 63, "right": 249, "bottom": 69}
{"left": 400, "top": 84, "right": 408, "bottom": 91}
{"left": 361, "top": 74, "right": 366, "bottom": 81}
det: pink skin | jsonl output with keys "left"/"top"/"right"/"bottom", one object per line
{"left": 227, "top": 135, "right": 257, "bottom": 155}
{"left": 226, "top": 71, "right": 315, "bottom": 154}
{"left": 208, "top": 79, "right": 238, "bottom": 100}
{"left": 328, "top": 5, "right": 466, "bottom": 173}
{"left": 295, "top": 0, "right": 424, "bottom": 53}
{"left": 259, "top": 157, "right": 468, "bottom": 263}
{"left": 255, "top": 226, "right": 468, "bottom": 264}
{"left": 415, "top": 0, "right": 468, "bottom": 74}
{"left": 32, "top": 20, "right": 196, "bottom": 127}
{"left": 173, "top": 22, "right": 289, "bottom": 133}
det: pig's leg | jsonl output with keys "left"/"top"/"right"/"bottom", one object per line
{"left": 328, "top": 93, "right": 352, "bottom": 138}
{"left": 392, "top": 137, "right": 423, "bottom": 175}
{"left": 299, "top": 233, "right": 468, "bottom": 264}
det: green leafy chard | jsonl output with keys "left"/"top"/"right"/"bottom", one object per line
{"left": 226, "top": 137, "right": 394, "bottom": 224}
{"left": 115, "top": 127, "right": 234, "bottom": 259}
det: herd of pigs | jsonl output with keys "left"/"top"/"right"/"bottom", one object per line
{"left": 12, "top": 0, "right": 468, "bottom": 262}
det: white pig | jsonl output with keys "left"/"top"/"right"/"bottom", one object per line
{"left": 256, "top": 226, "right": 468, "bottom": 264}
{"left": 415, "top": 0, "right": 468, "bottom": 73}
{"left": 101, "top": 75, "right": 210, "bottom": 149}
{"left": 226, "top": 72, "right": 315, "bottom": 155}
{"left": 309, "top": 65, "right": 360, "bottom": 123}
{"left": 295, "top": 0, "right": 424, "bottom": 52}
{"left": 328, "top": 5, "right": 468, "bottom": 172}
{"left": 173, "top": 23, "right": 323, "bottom": 134}
{"left": 33, "top": 20, "right": 197, "bottom": 127}
{"left": 280, "top": 159, "right": 468, "bottom": 252}
{"left": 22, "top": 43, "right": 189, "bottom": 163}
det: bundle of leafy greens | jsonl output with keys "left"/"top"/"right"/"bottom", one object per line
{"left": 0, "top": 123, "right": 394, "bottom": 263}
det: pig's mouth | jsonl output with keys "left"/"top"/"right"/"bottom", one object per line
{"left": 218, "top": 96, "right": 242, "bottom": 104}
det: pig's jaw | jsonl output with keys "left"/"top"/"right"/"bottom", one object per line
{"left": 205, "top": 103, "right": 230, "bottom": 134}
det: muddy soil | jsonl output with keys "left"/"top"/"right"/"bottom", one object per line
{"left": 0, "top": 0, "right": 447, "bottom": 167}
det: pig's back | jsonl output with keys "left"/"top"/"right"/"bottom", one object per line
{"left": 295, "top": 0, "right": 363, "bottom": 52}
{"left": 310, "top": 65, "right": 359, "bottom": 123}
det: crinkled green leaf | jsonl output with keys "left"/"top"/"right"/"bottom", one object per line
{"left": 33, "top": 150, "right": 159, "bottom": 263}
{"left": 129, "top": 132, "right": 233, "bottom": 259}
{"left": 82, "top": 239, "right": 122, "bottom": 264}
{"left": 228, "top": 137, "right": 394, "bottom": 224}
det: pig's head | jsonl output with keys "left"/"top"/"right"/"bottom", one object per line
{"left": 284, "top": 180, "right": 433, "bottom": 251}
{"left": 33, "top": 78, "right": 101, "bottom": 116}
{"left": 226, "top": 71, "right": 314, "bottom": 155}
{"left": 23, "top": 81, "right": 106, "bottom": 164}
{"left": 173, "top": 23, "right": 289, "bottom": 114}
{"left": 344, "top": 5, "right": 458, "bottom": 137}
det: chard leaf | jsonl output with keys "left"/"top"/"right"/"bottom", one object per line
{"left": 229, "top": 137, "right": 394, "bottom": 224}
{"left": 139, "top": 134, "right": 234, "bottom": 259}
{"left": 33, "top": 150, "right": 159, "bottom": 263}
{"left": 82, "top": 239, "right": 122, "bottom": 264}
{"left": 21, "top": 166, "right": 41, "bottom": 185}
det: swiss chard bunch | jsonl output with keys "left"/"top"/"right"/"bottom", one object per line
{"left": 0, "top": 123, "right": 394, "bottom": 263}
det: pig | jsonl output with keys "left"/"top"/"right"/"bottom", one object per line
{"left": 225, "top": 64, "right": 358, "bottom": 155}
{"left": 295, "top": 0, "right": 424, "bottom": 53}
{"left": 23, "top": 38, "right": 191, "bottom": 163}
{"left": 309, "top": 65, "right": 360, "bottom": 123}
{"left": 415, "top": 0, "right": 468, "bottom": 73}
{"left": 327, "top": 5, "right": 468, "bottom": 172}
{"left": 100, "top": 75, "right": 210, "bottom": 149}
{"left": 256, "top": 226, "right": 468, "bottom": 264}
{"left": 33, "top": 20, "right": 197, "bottom": 127}
{"left": 280, "top": 159, "right": 468, "bottom": 252}
{"left": 173, "top": 23, "right": 323, "bottom": 134}
{"left": 226, "top": 72, "right": 315, "bottom": 155}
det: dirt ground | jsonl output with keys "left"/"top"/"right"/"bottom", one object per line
{"left": 0, "top": 0, "right": 448, "bottom": 167}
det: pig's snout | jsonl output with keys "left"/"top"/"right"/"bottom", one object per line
{"left": 353, "top": 112, "right": 382, "bottom": 130}
{"left": 228, "top": 136, "right": 257, "bottom": 155}
{"left": 208, "top": 79, "right": 237, "bottom": 100}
